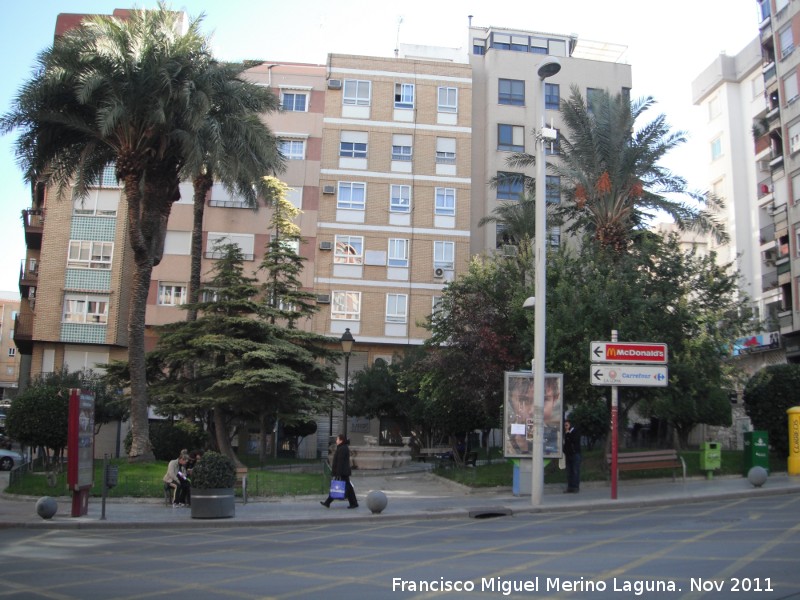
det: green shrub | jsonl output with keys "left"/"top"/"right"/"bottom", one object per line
{"left": 123, "top": 421, "right": 206, "bottom": 460}
{"left": 190, "top": 451, "right": 236, "bottom": 489}
{"left": 744, "top": 364, "right": 800, "bottom": 456}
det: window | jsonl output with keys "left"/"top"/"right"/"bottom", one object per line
{"left": 793, "top": 171, "right": 800, "bottom": 204}
{"left": 546, "top": 175, "right": 561, "bottom": 204}
{"left": 332, "top": 291, "right": 361, "bottom": 320}
{"left": 339, "top": 132, "right": 368, "bottom": 158}
{"left": 337, "top": 182, "right": 366, "bottom": 210}
{"left": 438, "top": 86, "right": 458, "bottom": 113}
{"left": 391, "top": 134, "right": 413, "bottom": 161}
{"left": 73, "top": 189, "right": 119, "bottom": 216}
{"left": 498, "top": 124, "right": 524, "bottom": 152}
{"left": 91, "top": 164, "right": 121, "bottom": 188}
{"left": 63, "top": 294, "right": 108, "bottom": 324}
{"left": 434, "top": 241, "right": 455, "bottom": 270}
{"left": 432, "top": 296, "right": 444, "bottom": 318}
{"left": 707, "top": 95, "right": 721, "bottom": 120}
{"left": 780, "top": 26, "right": 794, "bottom": 58}
{"left": 388, "top": 238, "right": 409, "bottom": 267}
{"left": 158, "top": 283, "right": 187, "bottom": 306}
{"left": 498, "top": 79, "right": 525, "bottom": 106}
{"left": 790, "top": 121, "right": 800, "bottom": 154}
{"left": 436, "top": 138, "right": 456, "bottom": 164}
{"left": 545, "top": 83, "right": 560, "bottom": 110}
{"left": 386, "top": 294, "right": 408, "bottom": 323}
{"left": 784, "top": 72, "right": 799, "bottom": 104}
{"left": 390, "top": 184, "right": 411, "bottom": 213}
{"left": 67, "top": 240, "right": 113, "bottom": 269}
{"left": 278, "top": 139, "right": 305, "bottom": 160}
{"left": 587, "top": 88, "right": 604, "bottom": 113}
{"left": 334, "top": 235, "right": 364, "bottom": 265}
{"left": 343, "top": 79, "right": 371, "bottom": 106}
{"left": 8, "top": 347, "right": 16, "bottom": 358}
{"left": 281, "top": 92, "right": 307, "bottom": 112}
{"left": 435, "top": 188, "right": 456, "bottom": 216}
{"left": 711, "top": 137, "right": 722, "bottom": 161}
{"left": 205, "top": 233, "right": 255, "bottom": 260}
{"left": 394, "top": 83, "right": 415, "bottom": 109}
{"left": 497, "top": 172, "right": 524, "bottom": 201}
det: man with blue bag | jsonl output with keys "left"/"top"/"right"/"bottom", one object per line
{"left": 321, "top": 433, "right": 359, "bottom": 509}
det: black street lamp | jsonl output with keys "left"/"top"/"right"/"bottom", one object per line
{"left": 339, "top": 328, "right": 355, "bottom": 440}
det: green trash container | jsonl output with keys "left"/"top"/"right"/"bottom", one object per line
{"left": 743, "top": 430, "right": 769, "bottom": 476}
{"left": 700, "top": 442, "right": 721, "bottom": 478}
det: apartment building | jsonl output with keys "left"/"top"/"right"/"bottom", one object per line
{"left": 468, "top": 25, "right": 632, "bottom": 254}
{"left": 0, "top": 293, "right": 20, "bottom": 402}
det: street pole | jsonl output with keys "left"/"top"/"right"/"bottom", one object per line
{"left": 531, "top": 57, "right": 561, "bottom": 506}
{"left": 610, "top": 329, "right": 619, "bottom": 499}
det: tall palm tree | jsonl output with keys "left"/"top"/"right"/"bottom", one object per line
{"left": 2, "top": 5, "right": 213, "bottom": 461}
{"left": 498, "top": 86, "right": 727, "bottom": 254}
{"left": 184, "top": 61, "right": 284, "bottom": 322}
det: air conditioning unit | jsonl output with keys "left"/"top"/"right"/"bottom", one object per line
{"left": 322, "top": 185, "right": 336, "bottom": 195}
{"left": 319, "top": 241, "right": 333, "bottom": 251}
{"left": 327, "top": 79, "right": 342, "bottom": 90}
{"left": 316, "top": 294, "right": 331, "bottom": 304}
{"left": 433, "top": 267, "right": 445, "bottom": 278}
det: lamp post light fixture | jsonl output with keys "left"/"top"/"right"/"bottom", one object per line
{"left": 531, "top": 56, "right": 561, "bottom": 506}
{"left": 339, "top": 328, "right": 355, "bottom": 440}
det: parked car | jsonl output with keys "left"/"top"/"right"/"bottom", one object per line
{"left": 0, "top": 448, "right": 25, "bottom": 471}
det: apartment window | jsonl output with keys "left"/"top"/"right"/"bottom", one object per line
{"left": 391, "top": 134, "right": 413, "bottom": 161}
{"left": 63, "top": 294, "right": 109, "bottom": 324}
{"left": 473, "top": 38, "right": 486, "bottom": 55}
{"left": 545, "top": 83, "right": 560, "bottom": 110}
{"left": 278, "top": 139, "right": 305, "bottom": 160}
{"left": 789, "top": 121, "right": 800, "bottom": 154}
{"left": 587, "top": 88, "right": 603, "bottom": 113}
{"left": 343, "top": 79, "right": 371, "bottom": 106}
{"left": 498, "top": 124, "right": 524, "bottom": 152}
{"left": 435, "top": 138, "right": 456, "bottom": 164}
{"left": 435, "top": 188, "right": 456, "bottom": 216}
{"left": 784, "top": 72, "right": 799, "bottom": 104}
{"left": 332, "top": 291, "right": 361, "bottom": 320}
{"left": 434, "top": 241, "right": 455, "bottom": 270}
{"left": 337, "top": 182, "right": 366, "bottom": 210}
{"left": 496, "top": 172, "right": 524, "bottom": 201}
{"left": 386, "top": 293, "right": 408, "bottom": 323}
{"left": 711, "top": 137, "right": 722, "bottom": 161}
{"left": 158, "top": 283, "right": 187, "bottom": 306}
{"left": 334, "top": 235, "right": 364, "bottom": 265}
{"left": 390, "top": 184, "right": 411, "bottom": 213}
{"left": 498, "top": 78, "right": 525, "bottom": 106}
{"left": 205, "top": 233, "right": 255, "bottom": 260}
{"left": 707, "top": 95, "right": 721, "bottom": 120}
{"left": 67, "top": 240, "right": 113, "bottom": 269}
{"left": 281, "top": 92, "right": 307, "bottom": 112}
{"left": 8, "top": 347, "right": 16, "bottom": 358}
{"left": 549, "top": 226, "right": 562, "bottom": 247}
{"left": 432, "top": 296, "right": 444, "bottom": 318}
{"left": 780, "top": 25, "right": 794, "bottom": 57}
{"left": 546, "top": 175, "right": 561, "bottom": 204}
{"left": 339, "top": 131, "right": 368, "bottom": 158}
{"left": 394, "top": 83, "right": 415, "bottom": 109}
{"left": 73, "top": 189, "right": 119, "bottom": 216}
{"left": 438, "top": 86, "right": 458, "bottom": 113}
{"left": 793, "top": 171, "right": 800, "bottom": 204}
{"left": 91, "top": 164, "right": 121, "bottom": 188}
{"left": 388, "top": 238, "right": 409, "bottom": 267}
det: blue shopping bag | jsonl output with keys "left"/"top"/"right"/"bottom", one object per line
{"left": 330, "top": 478, "right": 346, "bottom": 499}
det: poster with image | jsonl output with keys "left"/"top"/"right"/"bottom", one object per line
{"left": 503, "top": 372, "right": 563, "bottom": 459}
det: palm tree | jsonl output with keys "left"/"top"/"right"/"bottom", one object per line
{"left": 497, "top": 86, "right": 727, "bottom": 254}
{"left": 184, "top": 61, "right": 284, "bottom": 322}
{"left": 2, "top": 6, "right": 213, "bottom": 461}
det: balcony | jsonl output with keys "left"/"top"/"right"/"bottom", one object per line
{"left": 22, "top": 209, "right": 44, "bottom": 249}
{"left": 18, "top": 261, "right": 38, "bottom": 297}
{"left": 13, "top": 313, "right": 33, "bottom": 355}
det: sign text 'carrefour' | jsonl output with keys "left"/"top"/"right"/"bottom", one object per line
{"left": 590, "top": 342, "right": 668, "bottom": 364}
{"left": 590, "top": 365, "right": 669, "bottom": 387}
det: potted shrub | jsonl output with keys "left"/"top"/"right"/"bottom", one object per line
{"left": 190, "top": 451, "right": 236, "bottom": 519}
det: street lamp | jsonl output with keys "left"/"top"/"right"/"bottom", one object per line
{"left": 339, "top": 328, "right": 355, "bottom": 440}
{"left": 531, "top": 56, "right": 561, "bottom": 506}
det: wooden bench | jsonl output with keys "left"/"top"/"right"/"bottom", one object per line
{"left": 607, "top": 449, "right": 686, "bottom": 482}
{"left": 415, "top": 447, "right": 451, "bottom": 462}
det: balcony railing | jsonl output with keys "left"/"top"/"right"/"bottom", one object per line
{"left": 22, "top": 209, "right": 44, "bottom": 249}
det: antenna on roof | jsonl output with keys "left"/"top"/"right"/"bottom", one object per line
{"left": 394, "top": 16, "right": 403, "bottom": 58}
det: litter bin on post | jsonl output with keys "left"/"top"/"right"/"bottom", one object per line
{"left": 743, "top": 431, "right": 769, "bottom": 476}
{"left": 700, "top": 441, "right": 721, "bottom": 479}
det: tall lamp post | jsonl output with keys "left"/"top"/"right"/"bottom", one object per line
{"left": 531, "top": 57, "right": 561, "bottom": 506}
{"left": 339, "top": 328, "right": 355, "bottom": 440}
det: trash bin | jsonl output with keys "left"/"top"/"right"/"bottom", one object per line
{"left": 743, "top": 430, "right": 769, "bottom": 476}
{"left": 700, "top": 442, "right": 721, "bottom": 478}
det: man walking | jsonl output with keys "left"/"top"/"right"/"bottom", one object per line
{"left": 321, "top": 434, "right": 359, "bottom": 509}
{"left": 563, "top": 416, "right": 581, "bottom": 493}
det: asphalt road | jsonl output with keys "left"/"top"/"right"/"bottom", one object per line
{"left": 1, "top": 494, "right": 798, "bottom": 599}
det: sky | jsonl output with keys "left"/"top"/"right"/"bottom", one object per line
{"left": 0, "top": 0, "right": 760, "bottom": 293}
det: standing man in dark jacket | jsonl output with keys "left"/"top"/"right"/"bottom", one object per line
{"left": 321, "top": 434, "right": 359, "bottom": 509}
{"left": 563, "top": 416, "right": 582, "bottom": 493}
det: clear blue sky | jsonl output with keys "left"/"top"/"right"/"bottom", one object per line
{"left": 0, "top": 0, "right": 758, "bottom": 293}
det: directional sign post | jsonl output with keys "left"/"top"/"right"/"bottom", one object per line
{"left": 590, "top": 341, "right": 667, "bottom": 364}
{"left": 590, "top": 364, "right": 668, "bottom": 387}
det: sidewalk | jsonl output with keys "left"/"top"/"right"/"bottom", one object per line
{"left": 2, "top": 467, "right": 799, "bottom": 530}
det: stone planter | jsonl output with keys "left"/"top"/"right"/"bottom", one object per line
{"left": 190, "top": 488, "right": 235, "bottom": 519}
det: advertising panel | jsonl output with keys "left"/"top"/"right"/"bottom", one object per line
{"left": 503, "top": 372, "right": 563, "bottom": 459}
